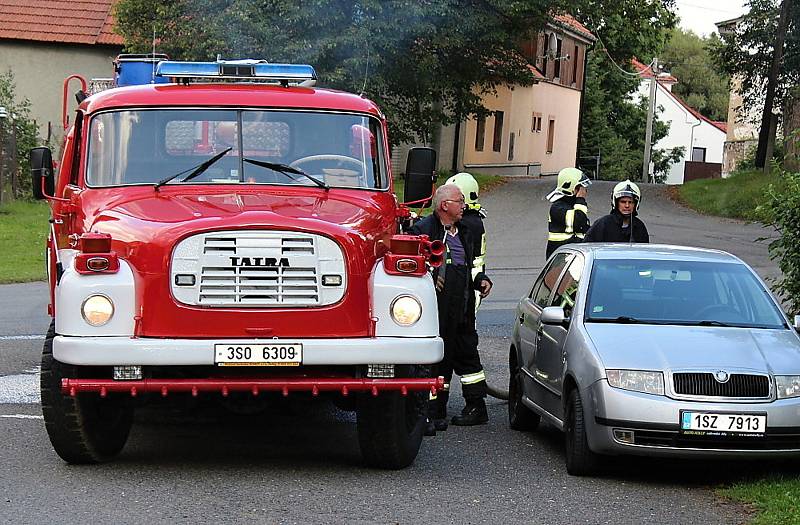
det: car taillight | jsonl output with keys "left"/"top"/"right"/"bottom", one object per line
{"left": 74, "top": 232, "right": 120, "bottom": 274}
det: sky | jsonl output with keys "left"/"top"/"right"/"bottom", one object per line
{"left": 675, "top": 0, "right": 749, "bottom": 36}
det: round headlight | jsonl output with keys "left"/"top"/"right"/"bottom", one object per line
{"left": 390, "top": 295, "right": 422, "bottom": 326}
{"left": 81, "top": 295, "right": 114, "bottom": 326}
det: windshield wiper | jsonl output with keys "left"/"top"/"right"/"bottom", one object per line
{"left": 154, "top": 147, "right": 233, "bottom": 191}
{"left": 697, "top": 320, "right": 733, "bottom": 327}
{"left": 587, "top": 316, "right": 645, "bottom": 324}
{"left": 243, "top": 158, "right": 329, "bottom": 190}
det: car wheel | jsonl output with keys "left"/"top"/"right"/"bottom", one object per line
{"left": 508, "top": 352, "right": 540, "bottom": 431}
{"left": 356, "top": 366, "right": 426, "bottom": 469}
{"left": 40, "top": 321, "right": 134, "bottom": 463}
{"left": 564, "top": 387, "right": 598, "bottom": 476}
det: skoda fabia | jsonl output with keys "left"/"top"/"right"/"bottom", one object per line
{"left": 508, "top": 244, "right": 800, "bottom": 475}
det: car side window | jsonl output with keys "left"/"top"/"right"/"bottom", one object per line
{"left": 550, "top": 254, "right": 584, "bottom": 318}
{"left": 532, "top": 252, "right": 572, "bottom": 308}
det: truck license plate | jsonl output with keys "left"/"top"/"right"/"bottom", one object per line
{"left": 214, "top": 342, "right": 302, "bottom": 366}
{"left": 680, "top": 411, "right": 766, "bottom": 435}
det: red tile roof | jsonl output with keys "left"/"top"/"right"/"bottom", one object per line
{"left": 631, "top": 57, "right": 678, "bottom": 84}
{"left": 0, "top": 0, "right": 123, "bottom": 46}
{"left": 552, "top": 14, "right": 596, "bottom": 42}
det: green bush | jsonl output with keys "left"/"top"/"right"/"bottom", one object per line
{"left": 758, "top": 165, "right": 800, "bottom": 315}
{"left": 678, "top": 169, "right": 778, "bottom": 221}
{"left": 0, "top": 69, "right": 42, "bottom": 200}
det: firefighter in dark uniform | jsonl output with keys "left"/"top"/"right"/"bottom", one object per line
{"left": 445, "top": 172, "right": 487, "bottom": 311}
{"left": 585, "top": 180, "right": 649, "bottom": 243}
{"left": 410, "top": 184, "right": 493, "bottom": 430}
{"left": 545, "top": 167, "right": 591, "bottom": 259}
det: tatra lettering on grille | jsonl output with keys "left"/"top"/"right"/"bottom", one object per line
{"left": 171, "top": 231, "right": 346, "bottom": 307}
{"left": 673, "top": 372, "right": 770, "bottom": 399}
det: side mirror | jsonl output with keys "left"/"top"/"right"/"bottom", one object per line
{"left": 541, "top": 306, "right": 567, "bottom": 325}
{"left": 30, "top": 147, "right": 55, "bottom": 200}
{"left": 794, "top": 315, "right": 800, "bottom": 333}
{"left": 402, "top": 147, "right": 437, "bottom": 208}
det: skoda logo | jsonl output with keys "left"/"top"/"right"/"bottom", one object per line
{"left": 714, "top": 370, "right": 730, "bottom": 383}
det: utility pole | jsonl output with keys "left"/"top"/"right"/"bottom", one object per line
{"left": 642, "top": 57, "right": 658, "bottom": 183}
{"left": 755, "top": 0, "right": 792, "bottom": 170}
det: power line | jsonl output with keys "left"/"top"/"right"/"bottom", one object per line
{"left": 675, "top": 0, "right": 744, "bottom": 15}
{"left": 593, "top": 32, "right": 654, "bottom": 78}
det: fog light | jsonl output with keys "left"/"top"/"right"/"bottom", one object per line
{"left": 613, "top": 429, "right": 635, "bottom": 444}
{"left": 113, "top": 365, "right": 142, "bottom": 380}
{"left": 322, "top": 274, "right": 342, "bottom": 286}
{"left": 175, "top": 274, "right": 196, "bottom": 286}
{"left": 367, "top": 364, "right": 395, "bottom": 378}
{"left": 81, "top": 294, "right": 114, "bottom": 326}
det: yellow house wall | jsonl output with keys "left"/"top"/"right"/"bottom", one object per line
{"left": 462, "top": 82, "right": 582, "bottom": 175}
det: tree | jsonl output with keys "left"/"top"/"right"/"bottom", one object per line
{"left": 661, "top": 28, "right": 729, "bottom": 122}
{"left": 0, "top": 70, "right": 41, "bottom": 200}
{"left": 115, "top": 0, "right": 573, "bottom": 146}
{"left": 713, "top": 0, "right": 800, "bottom": 167}
{"left": 573, "top": 0, "right": 681, "bottom": 181}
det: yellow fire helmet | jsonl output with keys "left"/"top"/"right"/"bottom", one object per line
{"left": 546, "top": 167, "right": 591, "bottom": 202}
{"left": 446, "top": 172, "right": 480, "bottom": 208}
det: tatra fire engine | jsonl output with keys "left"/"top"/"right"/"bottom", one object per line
{"left": 31, "top": 56, "right": 444, "bottom": 469}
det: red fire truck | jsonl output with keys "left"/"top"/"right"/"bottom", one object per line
{"left": 30, "top": 56, "right": 444, "bottom": 469}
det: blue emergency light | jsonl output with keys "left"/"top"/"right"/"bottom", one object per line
{"left": 155, "top": 59, "right": 317, "bottom": 84}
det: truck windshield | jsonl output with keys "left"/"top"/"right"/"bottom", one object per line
{"left": 86, "top": 109, "right": 389, "bottom": 190}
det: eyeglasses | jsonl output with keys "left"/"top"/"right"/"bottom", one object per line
{"left": 444, "top": 199, "right": 466, "bottom": 207}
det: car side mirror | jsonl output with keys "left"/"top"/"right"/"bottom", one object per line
{"left": 794, "top": 315, "right": 800, "bottom": 333}
{"left": 541, "top": 306, "right": 567, "bottom": 325}
{"left": 402, "top": 147, "right": 437, "bottom": 208}
{"left": 30, "top": 147, "right": 55, "bottom": 200}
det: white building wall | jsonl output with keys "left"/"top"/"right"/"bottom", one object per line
{"left": 636, "top": 81, "right": 726, "bottom": 185}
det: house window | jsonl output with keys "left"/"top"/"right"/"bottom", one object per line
{"left": 546, "top": 118, "right": 556, "bottom": 154}
{"left": 572, "top": 44, "right": 579, "bottom": 85}
{"left": 692, "top": 147, "right": 707, "bottom": 162}
{"left": 508, "top": 132, "right": 515, "bottom": 161}
{"left": 554, "top": 37, "right": 563, "bottom": 79}
{"left": 493, "top": 111, "right": 504, "bottom": 152}
{"left": 531, "top": 113, "right": 542, "bottom": 133}
{"left": 475, "top": 115, "right": 486, "bottom": 152}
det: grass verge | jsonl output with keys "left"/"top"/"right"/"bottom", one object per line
{"left": 0, "top": 200, "right": 49, "bottom": 283}
{"left": 720, "top": 477, "right": 800, "bottom": 525}
{"left": 675, "top": 169, "right": 779, "bottom": 221}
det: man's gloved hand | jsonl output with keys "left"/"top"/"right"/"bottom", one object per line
{"left": 479, "top": 279, "right": 492, "bottom": 298}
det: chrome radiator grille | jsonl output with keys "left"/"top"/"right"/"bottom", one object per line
{"left": 673, "top": 372, "right": 770, "bottom": 398}
{"left": 171, "top": 231, "right": 346, "bottom": 307}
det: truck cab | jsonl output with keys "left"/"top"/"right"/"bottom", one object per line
{"left": 32, "top": 57, "right": 444, "bottom": 469}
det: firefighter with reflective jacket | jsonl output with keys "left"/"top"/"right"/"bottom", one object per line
{"left": 410, "top": 184, "right": 493, "bottom": 430}
{"left": 585, "top": 180, "right": 649, "bottom": 243}
{"left": 546, "top": 167, "right": 591, "bottom": 259}
{"left": 446, "top": 172, "right": 487, "bottom": 311}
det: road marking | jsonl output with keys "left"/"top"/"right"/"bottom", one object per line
{"left": 0, "top": 368, "right": 41, "bottom": 404}
{"left": 0, "top": 414, "right": 43, "bottom": 419}
{"left": 0, "top": 335, "right": 44, "bottom": 340}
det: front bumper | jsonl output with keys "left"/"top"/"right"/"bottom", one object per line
{"left": 586, "top": 379, "right": 800, "bottom": 457}
{"left": 53, "top": 335, "right": 444, "bottom": 366}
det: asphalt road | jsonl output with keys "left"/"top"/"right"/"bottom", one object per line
{"left": 0, "top": 178, "right": 786, "bottom": 524}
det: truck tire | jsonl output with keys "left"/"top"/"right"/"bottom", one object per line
{"left": 356, "top": 368, "right": 426, "bottom": 469}
{"left": 40, "top": 321, "right": 134, "bottom": 463}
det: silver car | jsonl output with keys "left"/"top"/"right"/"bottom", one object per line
{"left": 509, "top": 244, "right": 800, "bottom": 476}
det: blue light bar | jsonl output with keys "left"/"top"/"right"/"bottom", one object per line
{"left": 155, "top": 59, "right": 317, "bottom": 84}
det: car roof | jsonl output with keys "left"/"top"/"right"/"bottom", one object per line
{"left": 567, "top": 243, "right": 743, "bottom": 264}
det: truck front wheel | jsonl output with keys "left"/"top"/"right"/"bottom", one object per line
{"left": 40, "top": 321, "right": 134, "bottom": 463}
{"left": 356, "top": 369, "right": 426, "bottom": 469}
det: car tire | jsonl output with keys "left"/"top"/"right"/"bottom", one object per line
{"left": 40, "top": 321, "right": 134, "bottom": 463}
{"left": 564, "top": 387, "right": 598, "bottom": 476}
{"left": 356, "top": 366, "right": 425, "bottom": 469}
{"left": 508, "top": 353, "right": 540, "bottom": 431}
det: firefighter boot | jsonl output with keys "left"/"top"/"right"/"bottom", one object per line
{"left": 450, "top": 398, "right": 488, "bottom": 426}
{"left": 432, "top": 392, "right": 449, "bottom": 431}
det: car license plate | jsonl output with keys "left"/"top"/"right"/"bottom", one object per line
{"left": 680, "top": 411, "right": 766, "bottom": 435}
{"left": 214, "top": 342, "right": 302, "bottom": 366}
